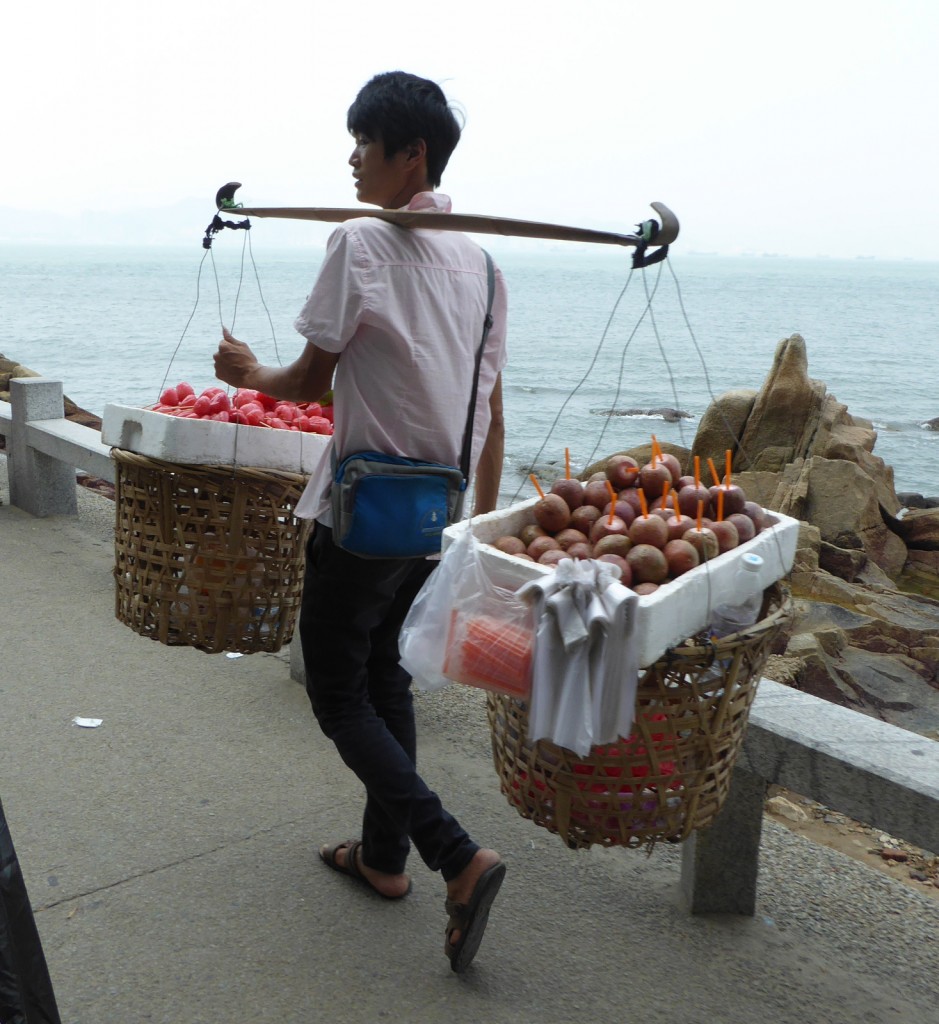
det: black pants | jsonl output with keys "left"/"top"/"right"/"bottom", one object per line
{"left": 299, "top": 525, "right": 478, "bottom": 881}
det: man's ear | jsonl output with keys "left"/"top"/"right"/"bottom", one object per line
{"left": 405, "top": 138, "right": 427, "bottom": 165}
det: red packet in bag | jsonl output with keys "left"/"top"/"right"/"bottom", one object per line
{"left": 444, "top": 612, "right": 533, "bottom": 698}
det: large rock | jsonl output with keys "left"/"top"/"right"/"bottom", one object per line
{"left": 735, "top": 335, "right": 828, "bottom": 472}
{"left": 0, "top": 354, "right": 42, "bottom": 400}
{"left": 690, "top": 389, "right": 756, "bottom": 467}
{"left": 689, "top": 335, "right": 939, "bottom": 738}
{"left": 773, "top": 584, "right": 939, "bottom": 733}
{"left": 693, "top": 334, "right": 900, "bottom": 515}
{"left": 886, "top": 507, "right": 939, "bottom": 551}
{"left": 783, "top": 457, "right": 907, "bottom": 575}
{"left": 736, "top": 458, "right": 905, "bottom": 576}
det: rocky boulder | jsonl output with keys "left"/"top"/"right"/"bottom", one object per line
{"left": 685, "top": 334, "right": 939, "bottom": 736}
{"left": 0, "top": 354, "right": 42, "bottom": 398}
{"left": 693, "top": 334, "right": 900, "bottom": 515}
{"left": 690, "top": 388, "right": 756, "bottom": 462}
{"left": 886, "top": 507, "right": 939, "bottom": 551}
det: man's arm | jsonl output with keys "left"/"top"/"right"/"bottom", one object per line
{"left": 472, "top": 374, "right": 504, "bottom": 516}
{"left": 213, "top": 328, "right": 340, "bottom": 403}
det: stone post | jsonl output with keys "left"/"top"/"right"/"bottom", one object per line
{"left": 680, "top": 764, "right": 767, "bottom": 915}
{"left": 8, "top": 378, "right": 78, "bottom": 517}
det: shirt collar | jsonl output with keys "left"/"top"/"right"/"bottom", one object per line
{"left": 403, "top": 192, "right": 452, "bottom": 213}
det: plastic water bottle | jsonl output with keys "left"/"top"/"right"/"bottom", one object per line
{"left": 700, "top": 553, "right": 765, "bottom": 688}
{"left": 709, "top": 553, "right": 765, "bottom": 640}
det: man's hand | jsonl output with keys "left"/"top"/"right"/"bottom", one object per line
{"left": 214, "top": 328, "right": 260, "bottom": 389}
{"left": 213, "top": 330, "right": 339, "bottom": 404}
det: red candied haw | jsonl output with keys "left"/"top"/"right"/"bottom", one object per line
{"left": 305, "top": 416, "right": 333, "bottom": 435}
{"left": 211, "top": 393, "right": 231, "bottom": 415}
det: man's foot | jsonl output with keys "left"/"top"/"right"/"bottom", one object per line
{"left": 444, "top": 848, "right": 505, "bottom": 973}
{"left": 319, "top": 840, "right": 411, "bottom": 900}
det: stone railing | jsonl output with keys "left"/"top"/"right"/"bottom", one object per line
{"left": 0, "top": 378, "right": 113, "bottom": 517}
{"left": 4, "top": 377, "right": 937, "bottom": 915}
{"left": 681, "top": 678, "right": 939, "bottom": 913}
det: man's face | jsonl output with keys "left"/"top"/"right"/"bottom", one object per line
{"left": 349, "top": 133, "right": 417, "bottom": 209}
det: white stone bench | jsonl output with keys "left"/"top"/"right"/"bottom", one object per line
{"left": 0, "top": 378, "right": 113, "bottom": 517}
{"left": 681, "top": 677, "right": 939, "bottom": 914}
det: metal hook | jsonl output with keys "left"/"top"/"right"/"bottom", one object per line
{"left": 203, "top": 183, "right": 251, "bottom": 248}
{"left": 628, "top": 202, "right": 679, "bottom": 269}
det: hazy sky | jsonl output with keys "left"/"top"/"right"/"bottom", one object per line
{"left": 4, "top": 0, "right": 938, "bottom": 258}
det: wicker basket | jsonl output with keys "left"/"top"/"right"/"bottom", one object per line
{"left": 487, "top": 582, "right": 793, "bottom": 851}
{"left": 112, "top": 449, "right": 309, "bottom": 655}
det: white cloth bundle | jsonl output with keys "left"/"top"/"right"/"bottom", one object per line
{"left": 518, "top": 559, "right": 640, "bottom": 756}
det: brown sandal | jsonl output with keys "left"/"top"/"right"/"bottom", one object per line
{"left": 444, "top": 861, "right": 506, "bottom": 973}
{"left": 319, "top": 840, "right": 412, "bottom": 900}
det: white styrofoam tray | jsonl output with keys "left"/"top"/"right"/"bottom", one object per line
{"left": 102, "top": 403, "right": 331, "bottom": 475}
{"left": 442, "top": 497, "right": 800, "bottom": 667}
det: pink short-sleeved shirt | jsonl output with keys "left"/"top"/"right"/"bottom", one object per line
{"left": 292, "top": 192, "right": 508, "bottom": 522}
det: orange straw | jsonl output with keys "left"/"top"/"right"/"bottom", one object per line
{"left": 707, "top": 457, "right": 721, "bottom": 487}
{"left": 565, "top": 447, "right": 571, "bottom": 480}
{"left": 725, "top": 449, "right": 732, "bottom": 488}
{"left": 717, "top": 488, "right": 725, "bottom": 522}
{"left": 662, "top": 480, "right": 671, "bottom": 510}
{"left": 651, "top": 434, "right": 662, "bottom": 459}
{"left": 529, "top": 474, "right": 545, "bottom": 499}
{"left": 605, "top": 481, "right": 617, "bottom": 523}
{"left": 694, "top": 455, "right": 701, "bottom": 488}
{"left": 638, "top": 489, "right": 649, "bottom": 518}
{"left": 696, "top": 499, "right": 704, "bottom": 531}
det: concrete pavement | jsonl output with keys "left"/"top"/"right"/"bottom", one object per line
{"left": 1, "top": 458, "right": 938, "bottom": 1024}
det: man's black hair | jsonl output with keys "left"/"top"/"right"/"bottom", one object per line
{"left": 347, "top": 71, "right": 462, "bottom": 188}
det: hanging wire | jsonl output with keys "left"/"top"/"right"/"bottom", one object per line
{"left": 582, "top": 259, "right": 667, "bottom": 468}
{"left": 209, "top": 246, "right": 226, "bottom": 330}
{"left": 509, "top": 263, "right": 638, "bottom": 503}
{"left": 159, "top": 223, "right": 274, "bottom": 388}
{"left": 157, "top": 248, "right": 211, "bottom": 401}
{"left": 247, "top": 228, "right": 283, "bottom": 366}
{"left": 664, "top": 258, "right": 790, "bottom": 579}
{"left": 229, "top": 230, "right": 249, "bottom": 332}
{"left": 641, "top": 265, "right": 689, "bottom": 449}
{"left": 666, "top": 259, "right": 722, "bottom": 410}
{"left": 665, "top": 258, "right": 766, "bottom": 471}
{"left": 154, "top": 223, "right": 301, "bottom": 483}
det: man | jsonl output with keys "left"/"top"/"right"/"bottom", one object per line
{"left": 214, "top": 71, "right": 507, "bottom": 973}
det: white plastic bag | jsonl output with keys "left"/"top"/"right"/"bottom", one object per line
{"left": 399, "top": 529, "right": 534, "bottom": 696}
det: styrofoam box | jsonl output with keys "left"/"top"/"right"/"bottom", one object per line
{"left": 101, "top": 403, "right": 331, "bottom": 474}
{"left": 442, "top": 498, "right": 800, "bottom": 668}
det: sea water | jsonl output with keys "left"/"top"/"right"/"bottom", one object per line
{"left": 1, "top": 242, "right": 937, "bottom": 499}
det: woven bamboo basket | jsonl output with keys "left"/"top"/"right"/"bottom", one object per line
{"left": 112, "top": 449, "right": 309, "bottom": 655}
{"left": 487, "top": 582, "right": 793, "bottom": 851}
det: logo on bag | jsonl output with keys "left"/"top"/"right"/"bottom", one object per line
{"left": 420, "top": 506, "right": 447, "bottom": 537}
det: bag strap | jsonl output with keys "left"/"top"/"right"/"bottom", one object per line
{"left": 458, "top": 249, "right": 496, "bottom": 481}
